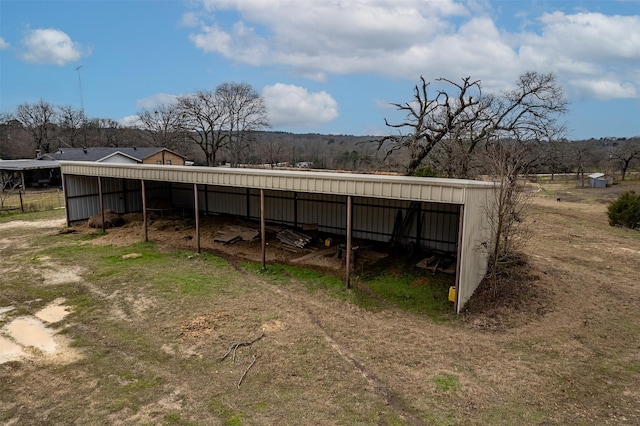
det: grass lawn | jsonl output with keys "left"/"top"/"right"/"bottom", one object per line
{"left": 1, "top": 179, "right": 640, "bottom": 425}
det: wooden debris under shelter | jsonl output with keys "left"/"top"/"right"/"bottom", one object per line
{"left": 277, "top": 229, "right": 312, "bottom": 249}
{"left": 416, "top": 254, "right": 457, "bottom": 275}
{"left": 213, "top": 226, "right": 260, "bottom": 245}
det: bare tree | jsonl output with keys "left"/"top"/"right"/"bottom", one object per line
{"left": 378, "top": 72, "right": 567, "bottom": 177}
{"left": 90, "top": 118, "right": 124, "bottom": 147}
{"left": 0, "top": 169, "right": 21, "bottom": 209}
{"left": 15, "top": 100, "right": 57, "bottom": 155}
{"left": 483, "top": 139, "right": 538, "bottom": 279}
{"left": 258, "top": 134, "right": 286, "bottom": 168}
{"left": 568, "top": 141, "right": 594, "bottom": 186}
{"left": 610, "top": 138, "right": 640, "bottom": 180}
{"left": 489, "top": 72, "right": 567, "bottom": 143}
{"left": 379, "top": 72, "right": 567, "bottom": 282}
{"left": 57, "top": 105, "right": 86, "bottom": 148}
{"left": 177, "top": 82, "right": 269, "bottom": 167}
{"left": 216, "top": 82, "right": 269, "bottom": 167}
{"left": 176, "top": 90, "right": 223, "bottom": 166}
{"left": 137, "top": 104, "right": 189, "bottom": 154}
{"left": 376, "top": 76, "right": 485, "bottom": 176}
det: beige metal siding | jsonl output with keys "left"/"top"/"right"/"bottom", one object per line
{"left": 456, "top": 186, "right": 495, "bottom": 312}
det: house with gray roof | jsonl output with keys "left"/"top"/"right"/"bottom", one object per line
{"left": 38, "top": 147, "right": 186, "bottom": 166}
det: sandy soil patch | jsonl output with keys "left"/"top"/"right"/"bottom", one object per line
{"left": 0, "top": 299, "right": 81, "bottom": 365}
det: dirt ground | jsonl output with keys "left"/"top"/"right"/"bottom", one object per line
{"left": 81, "top": 211, "right": 401, "bottom": 279}
{"left": 1, "top": 180, "right": 640, "bottom": 425}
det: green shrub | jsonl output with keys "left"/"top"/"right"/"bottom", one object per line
{"left": 608, "top": 190, "right": 640, "bottom": 229}
{"left": 413, "top": 166, "right": 438, "bottom": 177}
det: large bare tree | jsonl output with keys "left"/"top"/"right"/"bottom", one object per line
{"left": 377, "top": 76, "right": 486, "bottom": 176}
{"left": 15, "top": 100, "right": 57, "bottom": 155}
{"left": 177, "top": 82, "right": 269, "bottom": 167}
{"left": 216, "top": 82, "right": 269, "bottom": 167}
{"left": 176, "top": 90, "right": 223, "bottom": 166}
{"left": 378, "top": 72, "right": 567, "bottom": 177}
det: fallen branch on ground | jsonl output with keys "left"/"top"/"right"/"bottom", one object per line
{"left": 220, "top": 329, "right": 265, "bottom": 362}
{"left": 237, "top": 355, "right": 257, "bottom": 389}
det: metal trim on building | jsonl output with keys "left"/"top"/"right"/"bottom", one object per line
{"left": 59, "top": 162, "right": 495, "bottom": 205}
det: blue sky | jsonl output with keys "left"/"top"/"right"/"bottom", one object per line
{"left": 1, "top": 0, "right": 639, "bottom": 139}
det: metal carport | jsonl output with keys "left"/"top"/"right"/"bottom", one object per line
{"left": 60, "top": 161, "right": 497, "bottom": 312}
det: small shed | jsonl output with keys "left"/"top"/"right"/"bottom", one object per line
{"left": 588, "top": 173, "right": 611, "bottom": 188}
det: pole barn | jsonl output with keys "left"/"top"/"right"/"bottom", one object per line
{"left": 60, "top": 162, "right": 497, "bottom": 313}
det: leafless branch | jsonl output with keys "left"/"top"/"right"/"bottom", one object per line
{"left": 237, "top": 355, "right": 257, "bottom": 389}
{"left": 219, "top": 329, "right": 265, "bottom": 362}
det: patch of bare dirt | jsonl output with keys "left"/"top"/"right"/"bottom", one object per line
{"left": 76, "top": 212, "right": 390, "bottom": 275}
{"left": 178, "top": 313, "right": 230, "bottom": 339}
{"left": 462, "top": 259, "right": 553, "bottom": 330}
{"left": 0, "top": 218, "right": 66, "bottom": 230}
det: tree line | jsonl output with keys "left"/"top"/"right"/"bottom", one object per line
{"left": 1, "top": 77, "right": 638, "bottom": 179}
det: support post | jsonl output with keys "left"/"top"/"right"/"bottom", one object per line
{"left": 141, "top": 180, "right": 148, "bottom": 242}
{"left": 98, "top": 176, "right": 105, "bottom": 233}
{"left": 20, "top": 171, "right": 25, "bottom": 195}
{"left": 454, "top": 205, "right": 464, "bottom": 313}
{"left": 293, "top": 192, "right": 298, "bottom": 228}
{"left": 260, "top": 189, "right": 266, "bottom": 271}
{"left": 62, "top": 173, "right": 70, "bottom": 226}
{"left": 194, "top": 183, "right": 200, "bottom": 253}
{"left": 345, "top": 195, "right": 353, "bottom": 288}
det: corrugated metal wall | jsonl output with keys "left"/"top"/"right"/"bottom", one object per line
{"left": 456, "top": 187, "right": 493, "bottom": 311}
{"left": 65, "top": 175, "right": 461, "bottom": 251}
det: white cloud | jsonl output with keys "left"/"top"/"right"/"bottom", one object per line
{"left": 134, "top": 93, "right": 180, "bottom": 109}
{"left": 119, "top": 115, "right": 143, "bottom": 128}
{"left": 0, "top": 37, "right": 10, "bottom": 50}
{"left": 517, "top": 12, "right": 640, "bottom": 99}
{"left": 185, "top": 1, "right": 640, "bottom": 101}
{"left": 262, "top": 83, "right": 338, "bottom": 128}
{"left": 188, "top": 0, "right": 469, "bottom": 76}
{"left": 19, "top": 28, "right": 86, "bottom": 65}
{"left": 518, "top": 13, "right": 640, "bottom": 70}
{"left": 570, "top": 78, "right": 638, "bottom": 100}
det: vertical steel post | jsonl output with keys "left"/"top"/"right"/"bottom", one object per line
{"left": 261, "top": 189, "right": 266, "bottom": 271}
{"left": 194, "top": 183, "right": 200, "bottom": 253}
{"left": 62, "top": 173, "right": 70, "bottom": 226}
{"left": 345, "top": 195, "right": 353, "bottom": 288}
{"left": 98, "top": 176, "right": 105, "bottom": 233}
{"left": 454, "top": 205, "right": 464, "bottom": 313}
{"left": 141, "top": 179, "right": 148, "bottom": 242}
